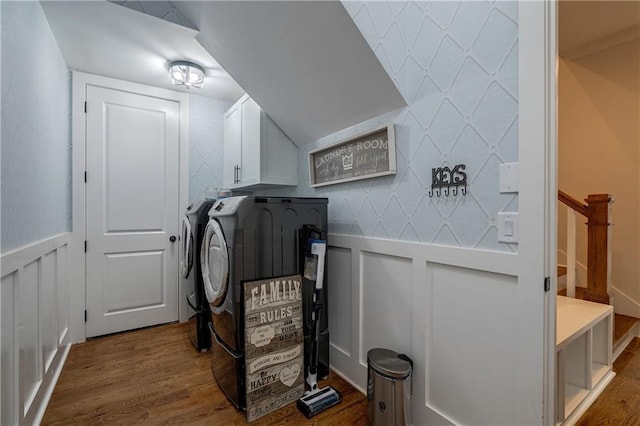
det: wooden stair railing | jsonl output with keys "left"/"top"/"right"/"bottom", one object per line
{"left": 558, "top": 190, "right": 613, "bottom": 304}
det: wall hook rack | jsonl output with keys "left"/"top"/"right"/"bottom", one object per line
{"left": 429, "top": 164, "right": 468, "bottom": 198}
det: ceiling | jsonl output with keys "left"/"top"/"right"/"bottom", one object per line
{"left": 39, "top": 0, "right": 640, "bottom": 140}
{"left": 41, "top": 1, "right": 405, "bottom": 146}
{"left": 41, "top": 1, "right": 244, "bottom": 102}
{"left": 175, "top": 1, "right": 406, "bottom": 144}
{"left": 559, "top": 0, "right": 640, "bottom": 58}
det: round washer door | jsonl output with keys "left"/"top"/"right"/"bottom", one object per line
{"left": 180, "top": 216, "right": 193, "bottom": 278}
{"left": 201, "top": 219, "right": 229, "bottom": 307}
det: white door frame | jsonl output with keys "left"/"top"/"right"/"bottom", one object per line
{"left": 520, "top": 2, "right": 557, "bottom": 424}
{"left": 70, "top": 72, "right": 190, "bottom": 343}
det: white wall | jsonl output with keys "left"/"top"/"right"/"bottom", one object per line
{"left": 1, "top": 1, "right": 71, "bottom": 253}
{"left": 188, "top": 94, "right": 231, "bottom": 202}
{"left": 558, "top": 38, "right": 640, "bottom": 314}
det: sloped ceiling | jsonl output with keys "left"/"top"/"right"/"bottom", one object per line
{"left": 559, "top": 0, "right": 640, "bottom": 58}
{"left": 42, "top": 1, "right": 405, "bottom": 145}
{"left": 111, "top": 0, "right": 198, "bottom": 31}
{"left": 41, "top": 1, "right": 244, "bottom": 102}
{"left": 175, "top": 1, "right": 407, "bottom": 145}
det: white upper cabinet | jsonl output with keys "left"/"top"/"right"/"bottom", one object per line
{"left": 223, "top": 95, "right": 297, "bottom": 190}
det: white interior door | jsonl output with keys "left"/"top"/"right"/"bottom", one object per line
{"left": 85, "top": 85, "right": 180, "bottom": 338}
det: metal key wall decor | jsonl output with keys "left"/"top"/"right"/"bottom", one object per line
{"left": 429, "top": 164, "right": 467, "bottom": 197}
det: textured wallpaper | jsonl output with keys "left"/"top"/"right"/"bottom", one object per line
{"left": 110, "top": 0, "right": 196, "bottom": 30}
{"left": 1, "top": 2, "right": 71, "bottom": 253}
{"left": 188, "top": 94, "right": 231, "bottom": 203}
{"left": 262, "top": 1, "right": 519, "bottom": 252}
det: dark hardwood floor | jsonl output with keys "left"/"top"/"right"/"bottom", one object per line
{"left": 43, "top": 321, "right": 640, "bottom": 425}
{"left": 578, "top": 337, "right": 640, "bottom": 425}
{"left": 43, "top": 322, "right": 367, "bottom": 425}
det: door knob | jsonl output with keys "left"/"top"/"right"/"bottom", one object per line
{"left": 169, "top": 235, "right": 177, "bottom": 243}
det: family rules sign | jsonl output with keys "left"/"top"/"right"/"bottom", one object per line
{"left": 309, "top": 124, "right": 396, "bottom": 187}
{"left": 244, "top": 275, "right": 305, "bottom": 422}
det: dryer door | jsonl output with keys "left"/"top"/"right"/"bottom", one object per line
{"left": 180, "top": 216, "right": 193, "bottom": 278}
{"left": 201, "top": 219, "right": 229, "bottom": 307}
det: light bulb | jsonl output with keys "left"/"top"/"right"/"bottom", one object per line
{"left": 172, "top": 70, "right": 184, "bottom": 82}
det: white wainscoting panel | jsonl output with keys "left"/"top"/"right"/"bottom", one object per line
{"left": 57, "top": 244, "right": 70, "bottom": 346}
{"left": 327, "top": 233, "right": 520, "bottom": 425}
{"left": 427, "top": 263, "right": 518, "bottom": 425}
{"left": 1, "top": 233, "right": 72, "bottom": 425}
{"left": 361, "top": 252, "right": 412, "bottom": 364}
{"left": 42, "top": 251, "right": 58, "bottom": 373}
{"left": 327, "top": 247, "right": 352, "bottom": 356}
{"left": 1, "top": 272, "right": 18, "bottom": 425}
{"left": 20, "top": 259, "right": 41, "bottom": 414}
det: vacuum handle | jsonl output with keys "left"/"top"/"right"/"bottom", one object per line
{"left": 309, "top": 307, "right": 321, "bottom": 375}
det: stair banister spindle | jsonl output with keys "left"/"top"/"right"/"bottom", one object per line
{"left": 607, "top": 200, "right": 613, "bottom": 303}
{"left": 567, "top": 208, "right": 577, "bottom": 298}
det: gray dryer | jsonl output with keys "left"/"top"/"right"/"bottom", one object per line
{"left": 201, "top": 196, "right": 329, "bottom": 410}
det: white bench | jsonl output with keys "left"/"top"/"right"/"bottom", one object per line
{"left": 556, "top": 295, "right": 614, "bottom": 424}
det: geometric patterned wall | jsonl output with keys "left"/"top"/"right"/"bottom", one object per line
{"left": 110, "top": 0, "right": 196, "bottom": 30}
{"left": 188, "top": 94, "right": 231, "bottom": 203}
{"left": 263, "top": 1, "right": 519, "bottom": 253}
{"left": 111, "top": 3, "right": 230, "bottom": 204}
{"left": 1, "top": 1, "right": 72, "bottom": 253}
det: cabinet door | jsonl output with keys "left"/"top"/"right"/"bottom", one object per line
{"left": 223, "top": 104, "right": 242, "bottom": 188}
{"left": 239, "top": 97, "right": 261, "bottom": 186}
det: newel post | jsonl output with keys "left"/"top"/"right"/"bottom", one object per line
{"left": 584, "top": 194, "right": 612, "bottom": 304}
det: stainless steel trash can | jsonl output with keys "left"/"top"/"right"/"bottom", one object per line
{"left": 367, "top": 348, "right": 413, "bottom": 426}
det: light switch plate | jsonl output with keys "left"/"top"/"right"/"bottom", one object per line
{"left": 499, "top": 162, "right": 519, "bottom": 193}
{"left": 498, "top": 212, "right": 519, "bottom": 244}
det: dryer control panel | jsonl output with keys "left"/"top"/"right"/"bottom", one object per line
{"left": 210, "top": 196, "right": 247, "bottom": 216}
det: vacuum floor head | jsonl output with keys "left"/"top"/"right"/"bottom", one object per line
{"left": 297, "top": 386, "right": 342, "bottom": 418}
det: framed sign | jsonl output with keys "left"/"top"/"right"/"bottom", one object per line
{"left": 244, "top": 274, "right": 305, "bottom": 422}
{"left": 308, "top": 124, "right": 396, "bottom": 187}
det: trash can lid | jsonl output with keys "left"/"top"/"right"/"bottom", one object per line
{"left": 367, "top": 348, "right": 413, "bottom": 379}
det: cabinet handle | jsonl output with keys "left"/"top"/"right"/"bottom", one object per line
{"left": 234, "top": 165, "right": 238, "bottom": 184}
{"left": 236, "top": 165, "right": 241, "bottom": 184}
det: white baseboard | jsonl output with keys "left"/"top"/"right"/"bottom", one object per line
{"left": 31, "top": 343, "right": 71, "bottom": 425}
{"left": 556, "top": 252, "right": 588, "bottom": 286}
{"left": 613, "top": 321, "right": 640, "bottom": 362}
{"left": 330, "top": 366, "right": 365, "bottom": 395}
{"left": 612, "top": 286, "right": 640, "bottom": 318}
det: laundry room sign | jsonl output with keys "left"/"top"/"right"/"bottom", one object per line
{"left": 308, "top": 124, "right": 396, "bottom": 187}
{"left": 244, "top": 274, "right": 305, "bottom": 422}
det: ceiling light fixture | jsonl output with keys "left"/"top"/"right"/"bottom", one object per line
{"left": 169, "top": 60, "right": 205, "bottom": 89}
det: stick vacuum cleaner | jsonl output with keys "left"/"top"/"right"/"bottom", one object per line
{"left": 297, "top": 239, "right": 342, "bottom": 418}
